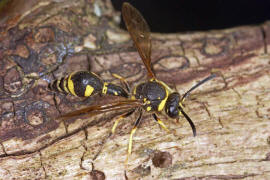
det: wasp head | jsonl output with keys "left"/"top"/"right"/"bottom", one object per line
{"left": 165, "top": 92, "right": 181, "bottom": 118}
{"left": 165, "top": 92, "right": 196, "bottom": 136}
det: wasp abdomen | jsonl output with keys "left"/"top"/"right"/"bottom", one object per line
{"left": 49, "top": 71, "right": 128, "bottom": 98}
{"left": 49, "top": 71, "right": 103, "bottom": 97}
{"left": 49, "top": 77, "right": 67, "bottom": 94}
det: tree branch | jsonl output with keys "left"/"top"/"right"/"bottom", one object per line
{"left": 0, "top": 0, "right": 269, "bottom": 179}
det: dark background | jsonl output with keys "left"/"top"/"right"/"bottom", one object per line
{"left": 112, "top": 0, "right": 270, "bottom": 33}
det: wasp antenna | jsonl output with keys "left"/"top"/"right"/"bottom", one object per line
{"left": 179, "top": 107, "right": 196, "bottom": 137}
{"left": 181, "top": 73, "right": 217, "bottom": 102}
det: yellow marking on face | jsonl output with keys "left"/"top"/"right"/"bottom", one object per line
{"left": 158, "top": 97, "right": 161, "bottom": 100}
{"left": 131, "top": 95, "right": 136, "bottom": 100}
{"left": 67, "top": 73, "right": 77, "bottom": 96}
{"left": 146, "top": 106, "right": 151, "bottom": 111}
{"left": 146, "top": 100, "right": 150, "bottom": 104}
{"left": 84, "top": 85, "right": 94, "bottom": 97}
{"left": 179, "top": 102, "right": 184, "bottom": 109}
{"left": 63, "top": 78, "right": 70, "bottom": 94}
{"left": 114, "top": 91, "right": 118, "bottom": 96}
{"left": 143, "top": 98, "right": 147, "bottom": 102}
{"left": 178, "top": 102, "right": 184, "bottom": 117}
{"left": 102, "top": 82, "right": 108, "bottom": 94}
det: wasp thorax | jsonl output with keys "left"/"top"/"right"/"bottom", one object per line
{"left": 165, "top": 92, "right": 180, "bottom": 118}
{"left": 133, "top": 81, "right": 167, "bottom": 112}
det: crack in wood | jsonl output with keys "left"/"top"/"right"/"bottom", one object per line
{"left": 176, "top": 173, "right": 258, "bottom": 180}
{"left": 79, "top": 128, "right": 89, "bottom": 171}
{"left": 39, "top": 150, "right": 47, "bottom": 179}
{"left": 260, "top": 25, "right": 268, "bottom": 54}
{"left": 51, "top": 93, "right": 69, "bottom": 134}
{"left": 0, "top": 123, "right": 96, "bottom": 158}
{"left": 231, "top": 88, "right": 242, "bottom": 99}
{"left": 0, "top": 142, "right": 7, "bottom": 155}
{"left": 201, "top": 102, "right": 212, "bottom": 119}
{"left": 175, "top": 158, "right": 269, "bottom": 171}
{"left": 217, "top": 117, "right": 224, "bottom": 129}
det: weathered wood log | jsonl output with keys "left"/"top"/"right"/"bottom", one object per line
{"left": 0, "top": 0, "right": 270, "bottom": 179}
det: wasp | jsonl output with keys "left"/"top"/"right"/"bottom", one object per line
{"left": 55, "top": 2, "right": 216, "bottom": 164}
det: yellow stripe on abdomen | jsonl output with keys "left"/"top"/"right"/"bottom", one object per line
{"left": 56, "top": 80, "right": 63, "bottom": 92}
{"left": 67, "top": 73, "right": 77, "bottom": 96}
{"left": 63, "top": 78, "right": 70, "bottom": 94}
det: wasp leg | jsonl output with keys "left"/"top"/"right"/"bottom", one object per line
{"left": 111, "top": 109, "right": 136, "bottom": 134}
{"left": 152, "top": 113, "right": 170, "bottom": 132}
{"left": 93, "top": 110, "right": 136, "bottom": 161}
{"left": 112, "top": 73, "right": 130, "bottom": 93}
{"left": 125, "top": 108, "right": 143, "bottom": 165}
{"left": 181, "top": 73, "right": 217, "bottom": 103}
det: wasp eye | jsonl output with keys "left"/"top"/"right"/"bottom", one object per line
{"left": 167, "top": 106, "right": 179, "bottom": 118}
{"left": 165, "top": 92, "right": 180, "bottom": 118}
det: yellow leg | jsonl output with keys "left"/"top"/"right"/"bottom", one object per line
{"left": 112, "top": 73, "right": 130, "bottom": 92}
{"left": 157, "top": 119, "right": 169, "bottom": 132}
{"left": 128, "top": 127, "right": 137, "bottom": 155}
{"left": 111, "top": 110, "right": 135, "bottom": 134}
{"left": 125, "top": 108, "right": 142, "bottom": 165}
{"left": 111, "top": 118, "right": 121, "bottom": 134}
{"left": 125, "top": 127, "right": 137, "bottom": 165}
{"left": 152, "top": 113, "right": 170, "bottom": 132}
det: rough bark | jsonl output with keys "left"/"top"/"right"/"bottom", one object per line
{"left": 0, "top": 0, "right": 270, "bottom": 179}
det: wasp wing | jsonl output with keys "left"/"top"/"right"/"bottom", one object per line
{"left": 122, "top": 2, "right": 155, "bottom": 79}
{"left": 57, "top": 99, "right": 143, "bottom": 121}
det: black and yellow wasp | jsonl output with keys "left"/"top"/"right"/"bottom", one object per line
{"left": 50, "top": 2, "right": 216, "bottom": 163}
